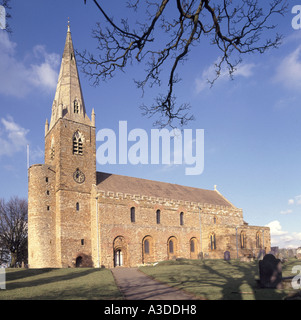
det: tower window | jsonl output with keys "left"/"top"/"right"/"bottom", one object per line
{"left": 156, "top": 209, "right": 160, "bottom": 224}
{"left": 180, "top": 212, "right": 184, "bottom": 226}
{"left": 81, "top": 239, "right": 84, "bottom": 245}
{"left": 46, "top": 177, "right": 48, "bottom": 183}
{"left": 130, "top": 207, "right": 135, "bottom": 223}
{"left": 47, "top": 206, "right": 50, "bottom": 211}
{"left": 74, "top": 100, "right": 79, "bottom": 113}
{"left": 46, "top": 190, "right": 50, "bottom": 195}
{"left": 76, "top": 202, "right": 79, "bottom": 211}
{"left": 73, "top": 131, "right": 83, "bottom": 155}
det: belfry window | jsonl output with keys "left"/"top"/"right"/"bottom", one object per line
{"left": 73, "top": 131, "right": 83, "bottom": 155}
{"left": 74, "top": 100, "right": 79, "bottom": 113}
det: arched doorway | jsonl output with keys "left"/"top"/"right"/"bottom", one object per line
{"left": 113, "top": 236, "right": 127, "bottom": 267}
{"left": 75, "top": 256, "right": 83, "bottom": 267}
{"left": 114, "top": 249, "right": 123, "bottom": 267}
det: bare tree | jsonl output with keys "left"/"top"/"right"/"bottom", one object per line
{"left": 0, "top": 197, "right": 28, "bottom": 267}
{"left": 78, "top": 0, "right": 288, "bottom": 127}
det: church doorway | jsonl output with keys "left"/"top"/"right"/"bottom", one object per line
{"left": 113, "top": 236, "right": 127, "bottom": 267}
{"left": 75, "top": 256, "right": 83, "bottom": 267}
{"left": 114, "top": 249, "right": 123, "bottom": 267}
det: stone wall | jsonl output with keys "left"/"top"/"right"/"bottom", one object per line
{"left": 95, "top": 190, "right": 270, "bottom": 268}
{"left": 28, "top": 164, "right": 57, "bottom": 268}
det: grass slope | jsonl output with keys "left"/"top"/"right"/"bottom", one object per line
{"left": 140, "top": 259, "right": 301, "bottom": 300}
{"left": 0, "top": 268, "right": 123, "bottom": 300}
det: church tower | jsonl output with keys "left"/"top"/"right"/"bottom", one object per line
{"left": 28, "top": 24, "right": 96, "bottom": 268}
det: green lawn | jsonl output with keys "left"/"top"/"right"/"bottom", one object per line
{"left": 0, "top": 268, "right": 123, "bottom": 300}
{"left": 139, "top": 259, "right": 301, "bottom": 300}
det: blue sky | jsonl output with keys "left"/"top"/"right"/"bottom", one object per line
{"left": 1, "top": 0, "right": 301, "bottom": 248}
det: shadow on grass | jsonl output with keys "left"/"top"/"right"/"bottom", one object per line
{"left": 6, "top": 268, "right": 99, "bottom": 291}
{"left": 141, "top": 259, "right": 297, "bottom": 300}
{"left": 2, "top": 268, "right": 123, "bottom": 300}
{"left": 6, "top": 268, "right": 54, "bottom": 282}
{"left": 199, "top": 260, "right": 285, "bottom": 300}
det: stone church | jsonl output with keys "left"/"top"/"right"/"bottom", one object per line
{"left": 28, "top": 26, "right": 270, "bottom": 268}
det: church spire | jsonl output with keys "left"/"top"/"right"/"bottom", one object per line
{"left": 49, "top": 23, "right": 91, "bottom": 130}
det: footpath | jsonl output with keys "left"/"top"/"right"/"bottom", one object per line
{"left": 111, "top": 267, "right": 199, "bottom": 300}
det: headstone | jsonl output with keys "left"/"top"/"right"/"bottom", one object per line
{"left": 259, "top": 254, "right": 282, "bottom": 289}
{"left": 224, "top": 251, "right": 230, "bottom": 261}
{"left": 257, "top": 249, "right": 266, "bottom": 260}
{"left": 270, "top": 247, "right": 279, "bottom": 257}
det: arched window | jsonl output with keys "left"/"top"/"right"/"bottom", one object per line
{"left": 180, "top": 212, "right": 184, "bottom": 226}
{"left": 73, "top": 131, "right": 83, "bottom": 155}
{"left": 156, "top": 209, "right": 160, "bottom": 224}
{"left": 76, "top": 202, "right": 79, "bottom": 211}
{"left": 142, "top": 236, "right": 153, "bottom": 264}
{"left": 169, "top": 240, "right": 174, "bottom": 254}
{"left": 210, "top": 233, "right": 216, "bottom": 250}
{"left": 190, "top": 239, "right": 195, "bottom": 253}
{"left": 240, "top": 231, "right": 246, "bottom": 249}
{"left": 130, "top": 207, "right": 135, "bottom": 223}
{"left": 74, "top": 100, "right": 79, "bottom": 113}
{"left": 256, "top": 231, "right": 261, "bottom": 248}
{"left": 144, "top": 239, "right": 150, "bottom": 254}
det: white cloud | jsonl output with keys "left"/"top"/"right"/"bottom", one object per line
{"left": 195, "top": 59, "right": 256, "bottom": 94}
{"left": 275, "top": 45, "right": 301, "bottom": 90}
{"left": 0, "top": 32, "right": 59, "bottom": 97}
{"left": 0, "top": 116, "right": 44, "bottom": 163}
{"left": 0, "top": 115, "right": 29, "bottom": 157}
{"left": 295, "top": 195, "right": 301, "bottom": 205}
{"left": 266, "top": 220, "right": 287, "bottom": 236}
{"left": 288, "top": 198, "right": 295, "bottom": 205}
{"left": 266, "top": 220, "right": 301, "bottom": 248}
{"left": 280, "top": 209, "right": 293, "bottom": 215}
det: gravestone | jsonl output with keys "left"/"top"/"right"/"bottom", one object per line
{"left": 224, "top": 251, "right": 230, "bottom": 261}
{"left": 259, "top": 254, "right": 282, "bottom": 289}
{"left": 257, "top": 249, "right": 265, "bottom": 260}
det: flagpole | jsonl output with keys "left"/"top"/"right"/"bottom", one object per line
{"left": 27, "top": 144, "right": 29, "bottom": 170}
